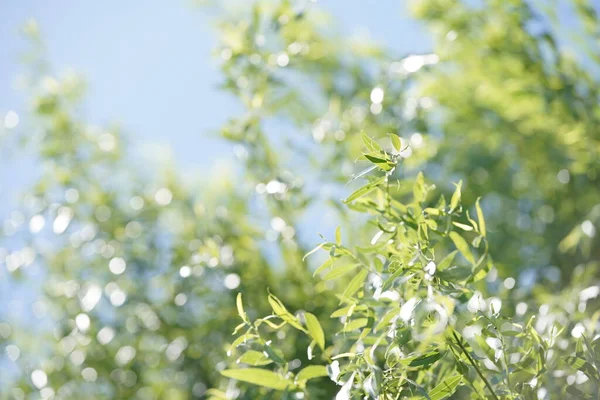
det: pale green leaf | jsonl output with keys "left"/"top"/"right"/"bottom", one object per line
{"left": 304, "top": 312, "right": 325, "bottom": 350}
{"left": 342, "top": 318, "right": 369, "bottom": 332}
{"left": 452, "top": 221, "right": 473, "bottom": 231}
{"left": 413, "top": 172, "right": 426, "bottom": 203}
{"left": 268, "top": 294, "right": 306, "bottom": 332}
{"left": 476, "top": 197, "right": 486, "bottom": 237}
{"left": 361, "top": 131, "right": 381, "bottom": 152}
{"left": 296, "top": 365, "right": 328, "bottom": 382}
{"left": 335, "top": 225, "right": 342, "bottom": 245}
{"left": 344, "top": 176, "right": 386, "bottom": 203}
{"left": 303, "top": 242, "right": 325, "bottom": 261}
{"left": 322, "top": 264, "right": 357, "bottom": 280}
{"left": 236, "top": 293, "right": 248, "bottom": 323}
{"left": 389, "top": 133, "right": 402, "bottom": 151}
{"left": 437, "top": 250, "right": 458, "bottom": 272}
{"left": 237, "top": 350, "right": 272, "bottom": 366}
{"left": 313, "top": 257, "right": 334, "bottom": 277}
{"left": 221, "top": 368, "right": 293, "bottom": 391}
{"left": 428, "top": 375, "right": 462, "bottom": 400}
{"left": 342, "top": 269, "right": 368, "bottom": 298}
{"left": 449, "top": 180, "right": 462, "bottom": 212}
{"left": 449, "top": 232, "right": 475, "bottom": 264}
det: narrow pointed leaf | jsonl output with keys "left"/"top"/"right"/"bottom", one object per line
{"left": 449, "top": 181, "right": 462, "bottom": 212}
{"left": 389, "top": 133, "right": 402, "bottom": 151}
{"left": 335, "top": 225, "right": 342, "bottom": 245}
{"left": 322, "top": 264, "right": 358, "bottom": 280}
{"left": 236, "top": 293, "right": 248, "bottom": 323}
{"left": 362, "top": 131, "right": 381, "bottom": 152}
{"left": 296, "top": 365, "right": 328, "bottom": 382}
{"left": 305, "top": 312, "right": 325, "bottom": 350}
{"left": 344, "top": 176, "right": 386, "bottom": 203}
{"left": 342, "top": 269, "right": 368, "bottom": 299}
{"left": 221, "top": 368, "right": 293, "bottom": 391}
{"left": 428, "top": 375, "right": 462, "bottom": 400}
{"left": 476, "top": 197, "right": 486, "bottom": 237}
{"left": 449, "top": 232, "right": 475, "bottom": 264}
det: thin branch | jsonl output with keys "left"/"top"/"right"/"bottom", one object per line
{"left": 452, "top": 330, "right": 500, "bottom": 400}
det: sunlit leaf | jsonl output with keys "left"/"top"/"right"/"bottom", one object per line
{"left": 236, "top": 293, "right": 248, "bottom": 323}
{"left": 237, "top": 350, "right": 272, "bottom": 366}
{"left": 344, "top": 176, "right": 386, "bottom": 203}
{"left": 313, "top": 257, "right": 334, "bottom": 277}
{"left": 305, "top": 312, "right": 325, "bottom": 350}
{"left": 449, "top": 181, "right": 462, "bottom": 213}
{"left": 449, "top": 232, "right": 475, "bottom": 264}
{"left": 335, "top": 225, "right": 342, "bottom": 245}
{"left": 268, "top": 294, "right": 306, "bottom": 332}
{"left": 296, "top": 365, "right": 328, "bottom": 382}
{"left": 322, "top": 264, "right": 358, "bottom": 280}
{"left": 342, "top": 269, "right": 368, "bottom": 299}
{"left": 220, "top": 368, "right": 293, "bottom": 391}
{"left": 389, "top": 133, "right": 402, "bottom": 151}
{"left": 437, "top": 250, "right": 458, "bottom": 272}
{"left": 475, "top": 198, "right": 486, "bottom": 237}
{"left": 428, "top": 375, "right": 462, "bottom": 400}
{"left": 362, "top": 131, "right": 382, "bottom": 152}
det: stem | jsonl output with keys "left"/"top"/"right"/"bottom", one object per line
{"left": 479, "top": 313, "right": 512, "bottom": 391}
{"left": 385, "top": 173, "right": 391, "bottom": 216}
{"left": 452, "top": 330, "right": 500, "bottom": 400}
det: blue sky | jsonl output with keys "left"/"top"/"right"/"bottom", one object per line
{"left": 0, "top": 0, "right": 430, "bottom": 216}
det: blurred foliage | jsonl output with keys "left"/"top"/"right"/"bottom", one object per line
{"left": 0, "top": 0, "right": 599, "bottom": 399}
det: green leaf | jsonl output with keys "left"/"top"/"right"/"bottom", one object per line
{"left": 449, "top": 232, "right": 475, "bottom": 264}
{"left": 475, "top": 197, "right": 486, "bottom": 237}
{"left": 438, "top": 265, "right": 472, "bottom": 282}
{"left": 402, "top": 350, "right": 445, "bottom": 368}
{"left": 236, "top": 293, "right": 248, "bottom": 323}
{"left": 565, "top": 356, "right": 600, "bottom": 383}
{"left": 428, "top": 375, "right": 462, "bottom": 400}
{"left": 313, "top": 257, "right": 334, "bottom": 277}
{"left": 344, "top": 176, "right": 386, "bottom": 203}
{"left": 330, "top": 304, "right": 367, "bottom": 318}
{"left": 566, "top": 386, "right": 594, "bottom": 399}
{"left": 322, "top": 264, "right": 357, "bottom": 280}
{"left": 205, "top": 388, "right": 227, "bottom": 399}
{"left": 237, "top": 350, "right": 272, "bottom": 366}
{"left": 221, "top": 368, "right": 293, "bottom": 391}
{"left": 296, "top": 365, "right": 328, "bottom": 382}
{"left": 437, "top": 250, "right": 458, "bottom": 272}
{"left": 304, "top": 312, "right": 325, "bottom": 350}
{"left": 303, "top": 242, "right": 325, "bottom": 261}
{"left": 466, "top": 210, "right": 479, "bottom": 232}
{"left": 364, "top": 153, "right": 388, "bottom": 164}
{"left": 342, "top": 318, "right": 369, "bottom": 332}
{"left": 449, "top": 180, "right": 462, "bottom": 212}
{"left": 452, "top": 221, "right": 473, "bottom": 231}
{"left": 362, "top": 131, "right": 382, "bottom": 152}
{"left": 375, "top": 306, "right": 401, "bottom": 332}
{"left": 228, "top": 333, "right": 257, "bottom": 353}
{"left": 389, "top": 133, "right": 402, "bottom": 151}
{"left": 263, "top": 345, "right": 286, "bottom": 366}
{"left": 342, "top": 268, "right": 368, "bottom": 299}
{"left": 268, "top": 294, "right": 306, "bottom": 332}
{"left": 381, "top": 267, "right": 410, "bottom": 292}
{"left": 413, "top": 172, "right": 426, "bottom": 203}
{"left": 335, "top": 225, "right": 342, "bottom": 245}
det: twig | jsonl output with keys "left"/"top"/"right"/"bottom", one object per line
{"left": 452, "top": 330, "right": 500, "bottom": 400}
